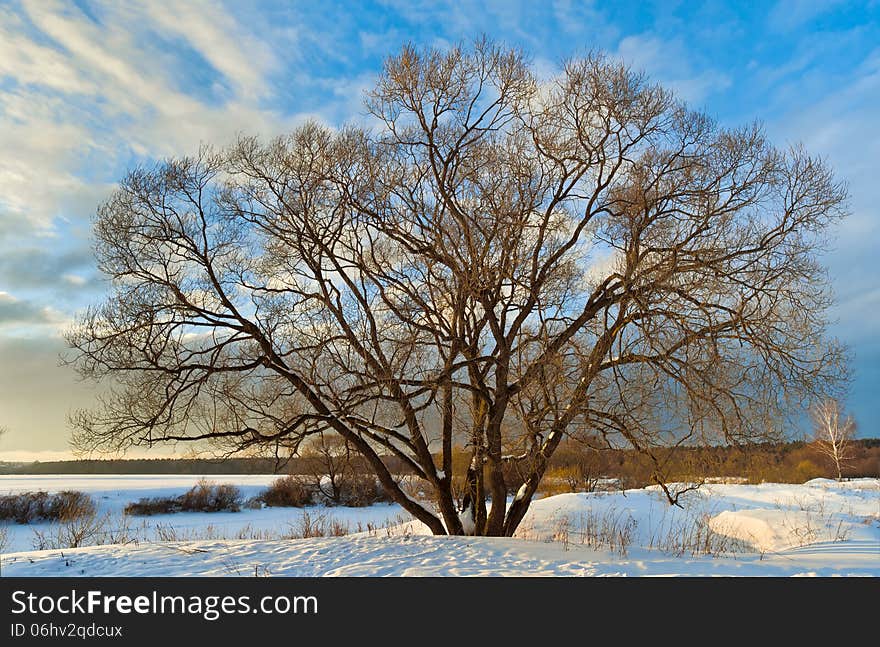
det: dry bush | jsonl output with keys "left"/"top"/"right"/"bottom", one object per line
{"left": 259, "top": 476, "right": 313, "bottom": 508}
{"left": 51, "top": 491, "right": 97, "bottom": 521}
{"left": 335, "top": 474, "right": 391, "bottom": 507}
{"left": 31, "top": 511, "right": 109, "bottom": 550}
{"left": 541, "top": 465, "right": 600, "bottom": 496}
{"left": 0, "top": 524, "right": 8, "bottom": 554}
{"left": 179, "top": 480, "right": 242, "bottom": 512}
{"left": 124, "top": 480, "right": 242, "bottom": 516}
{"left": 233, "top": 525, "right": 275, "bottom": 541}
{"left": 0, "top": 491, "right": 96, "bottom": 524}
{"left": 153, "top": 523, "right": 180, "bottom": 542}
{"left": 124, "top": 497, "right": 179, "bottom": 516}
{"left": 153, "top": 523, "right": 225, "bottom": 542}
{"left": 515, "top": 507, "right": 638, "bottom": 556}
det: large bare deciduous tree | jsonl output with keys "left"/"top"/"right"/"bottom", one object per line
{"left": 68, "top": 40, "right": 849, "bottom": 536}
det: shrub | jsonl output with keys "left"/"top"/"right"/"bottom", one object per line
{"left": 179, "top": 480, "right": 242, "bottom": 512}
{"left": 259, "top": 476, "right": 313, "bottom": 508}
{"left": 336, "top": 474, "right": 388, "bottom": 507}
{"left": 50, "top": 491, "right": 98, "bottom": 521}
{"left": 0, "top": 491, "right": 96, "bottom": 524}
{"left": 124, "top": 480, "right": 242, "bottom": 516}
{"left": 0, "top": 491, "right": 49, "bottom": 523}
{"left": 124, "top": 497, "right": 180, "bottom": 516}
{"left": 31, "top": 512, "right": 109, "bottom": 550}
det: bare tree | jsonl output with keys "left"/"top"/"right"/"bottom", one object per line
{"left": 67, "top": 40, "right": 848, "bottom": 536}
{"left": 810, "top": 398, "right": 855, "bottom": 479}
{"left": 301, "top": 433, "right": 357, "bottom": 505}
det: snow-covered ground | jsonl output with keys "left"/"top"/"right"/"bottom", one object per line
{"left": 0, "top": 474, "right": 408, "bottom": 554}
{"left": 1, "top": 475, "right": 877, "bottom": 576}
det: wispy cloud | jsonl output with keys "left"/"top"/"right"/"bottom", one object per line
{"left": 0, "top": 0, "right": 291, "bottom": 237}
{"left": 767, "top": 0, "right": 846, "bottom": 32}
{"left": 614, "top": 33, "right": 731, "bottom": 105}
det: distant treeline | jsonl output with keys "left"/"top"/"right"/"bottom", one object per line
{"left": 2, "top": 439, "right": 878, "bottom": 483}
{"left": 0, "top": 455, "right": 410, "bottom": 476}
{"left": 542, "top": 438, "right": 880, "bottom": 489}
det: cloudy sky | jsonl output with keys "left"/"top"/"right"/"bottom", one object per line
{"left": 0, "top": 0, "right": 878, "bottom": 460}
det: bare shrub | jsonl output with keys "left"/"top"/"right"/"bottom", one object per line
{"left": 153, "top": 523, "right": 225, "bottom": 542}
{"left": 541, "top": 465, "right": 601, "bottom": 496}
{"left": 31, "top": 511, "right": 109, "bottom": 550}
{"left": 515, "top": 507, "right": 637, "bottom": 556}
{"left": 233, "top": 525, "right": 275, "bottom": 541}
{"left": 0, "top": 524, "right": 8, "bottom": 554}
{"left": 125, "top": 480, "right": 242, "bottom": 516}
{"left": 259, "top": 476, "right": 313, "bottom": 508}
{"left": 124, "top": 497, "right": 179, "bottom": 516}
{"left": 179, "top": 479, "right": 242, "bottom": 512}
{"left": 0, "top": 491, "right": 96, "bottom": 524}
{"left": 336, "top": 474, "right": 391, "bottom": 507}
{"left": 0, "top": 492, "right": 49, "bottom": 523}
{"left": 51, "top": 491, "right": 97, "bottom": 521}
{"left": 397, "top": 475, "right": 431, "bottom": 502}
{"left": 771, "top": 495, "right": 853, "bottom": 547}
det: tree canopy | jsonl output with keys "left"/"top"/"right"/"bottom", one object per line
{"left": 68, "top": 40, "right": 848, "bottom": 536}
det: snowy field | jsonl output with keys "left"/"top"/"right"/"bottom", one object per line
{"left": 0, "top": 475, "right": 877, "bottom": 576}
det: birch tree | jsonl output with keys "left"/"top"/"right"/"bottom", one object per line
{"left": 810, "top": 398, "right": 855, "bottom": 479}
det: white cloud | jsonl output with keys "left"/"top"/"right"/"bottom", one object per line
{"left": 0, "top": 6, "right": 95, "bottom": 96}
{"left": 614, "top": 34, "right": 731, "bottom": 105}
{"left": 61, "top": 274, "right": 87, "bottom": 287}
{"left": 139, "top": 0, "right": 279, "bottom": 101}
{"left": 767, "top": 0, "right": 846, "bottom": 32}
{"left": 21, "top": 0, "right": 203, "bottom": 115}
{"left": 0, "top": 0, "right": 295, "bottom": 236}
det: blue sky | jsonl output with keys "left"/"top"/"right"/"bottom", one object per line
{"left": 0, "top": 0, "right": 878, "bottom": 459}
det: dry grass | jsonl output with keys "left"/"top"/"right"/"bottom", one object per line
{"left": 647, "top": 511, "right": 752, "bottom": 557}
{"left": 283, "top": 511, "right": 349, "bottom": 539}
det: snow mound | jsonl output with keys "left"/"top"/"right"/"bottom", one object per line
{"left": 709, "top": 508, "right": 865, "bottom": 553}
